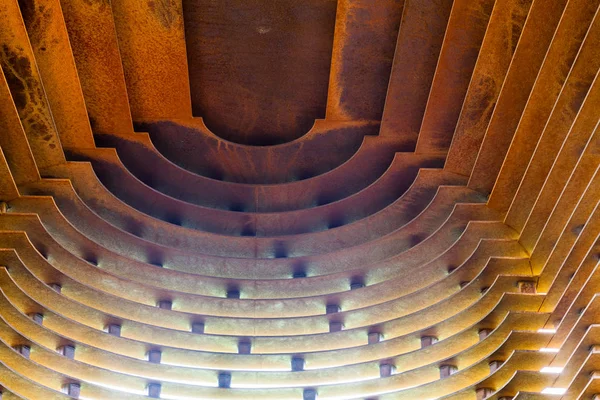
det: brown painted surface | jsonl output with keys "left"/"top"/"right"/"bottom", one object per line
{"left": 59, "top": 0, "right": 133, "bottom": 135}
{"left": 415, "top": 0, "right": 495, "bottom": 154}
{"left": 111, "top": 0, "right": 192, "bottom": 120}
{"left": 445, "top": 0, "right": 533, "bottom": 176}
{"left": 183, "top": 0, "right": 337, "bottom": 145}
{"left": 18, "top": 0, "right": 95, "bottom": 149}
{"left": 0, "top": 0, "right": 65, "bottom": 170}
{"left": 326, "top": 0, "right": 404, "bottom": 122}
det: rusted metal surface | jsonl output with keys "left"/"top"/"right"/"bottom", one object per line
{"left": 528, "top": 150, "right": 600, "bottom": 274}
{"left": 0, "top": 220, "right": 511, "bottom": 302}
{"left": 88, "top": 133, "right": 409, "bottom": 212}
{"left": 505, "top": 15, "right": 600, "bottom": 233}
{"left": 0, "top": 0, "right": 65, "bottom": 170}
{"left": 486, "top": 0, "right": 600, "bottom": 213}
{"left": 537, "top": 205, "right": 600, "bottom": 314}
{"left": 136, "top": 119, "right": 381, "bottom": 184}
{"left": 111, "top": 0, "right": 192, "bottom": 120}
{"left": 467, "top": 0, "right": 571, "bottom": 197}
{"left": 519, "top": 80, "right": 600, "bottom": 253}
{"left": 59, "top": 0, "right": 133, "bottom": 135}
{"left": 183, "top": 0, "right": 336, "bottom": 145}
{"left": 326, "top": 0, "right": 403, "bottom": 122}
{"left": 444, "top": 0, "right": 533, "bottom": 177}
{"left": 0, "top": 0, "right": 598, "bottom": 398}
{"left": 18, "top": 0, "right": 95, "bottom": 149}
{"left": 7, "top": 187, "right": 489, "bottom": 279}
{"left": 41, "top": 151, "right": 444, "bottom": 244}
{"left": 415, "top": 0, "right": 495, "bottom": 154}
{"left": 0, "top": 66, "right": 40, "bottom": 185}
{"left": 0, "top": 147, "right": 19, "bottom": 200}
{"left": 379, "top": 0, "right": 453, "bottom": 141}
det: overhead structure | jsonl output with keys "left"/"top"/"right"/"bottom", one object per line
{"left": 0, "top": 0, "right": 599, "bottom": 399}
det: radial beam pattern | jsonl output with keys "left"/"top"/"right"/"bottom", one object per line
{"left": 0, "top": 0, "right": 598, "bottom": 399}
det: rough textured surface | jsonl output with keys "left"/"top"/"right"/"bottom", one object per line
{"left": 445, "top": 0, "right": 533, "bottom": 176}
{"left": 18, "top": 0, "right": 95, "bottom": 149}
{"left": 468, "top": 0, "right": 572, "bottom": 197}
{"left": 415, "top": 0, "right": 495, "bottom": 153}
{"left": 184, "top": 0, "right": 337, "bottom": 145}
{"left": 0, "top": 0, "right": 599, "bottom": 399}
{"left": 486, "top": 0, "right": 600, "bottom": 210}
{"left": 379, "top": 0, "right": 454, "bottom": 142}
{"left": 0, "top": 67, "right": 40, "bottom": 185}
{"left": 59, "top": 0, "right": 133, "bottom": 135}
{"left": 0, "top": 0, "right": 65, "bottom": 170}
{"left": 326, "top": 0, "right": 404, "bottom": 122}
{"left": 111, "top": 0, "right": 192, "bottom": 120}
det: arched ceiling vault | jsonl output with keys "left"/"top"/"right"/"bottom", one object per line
{"left": 0, "top": 0, "right": 599, "bottom": 399}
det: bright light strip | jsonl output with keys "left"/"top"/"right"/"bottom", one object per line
{"left": 161, "top": 361, "right": 290, "bottom": 372}
{"left": 232, "top": 374, "right": 380, "bottom": 389}
{"left": 315, "top": 385, "right": 421, "bottom": 400}
{"left": 540, "top": 367, "right": 564, "bottom": 374}
{"left": 539, "top": 348, "right": 560, "bottom": 353}
{"left": 541, "top": 388, "right": 567, "bottom": 395}
{"left": 537, "top": 328, "right": 557, "bottom": 333}
{"left": 86, "top": 381, "right": 147, "bottom": 395}
{"left": 162, "top": 395, "right": 209, "bottom": 400}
